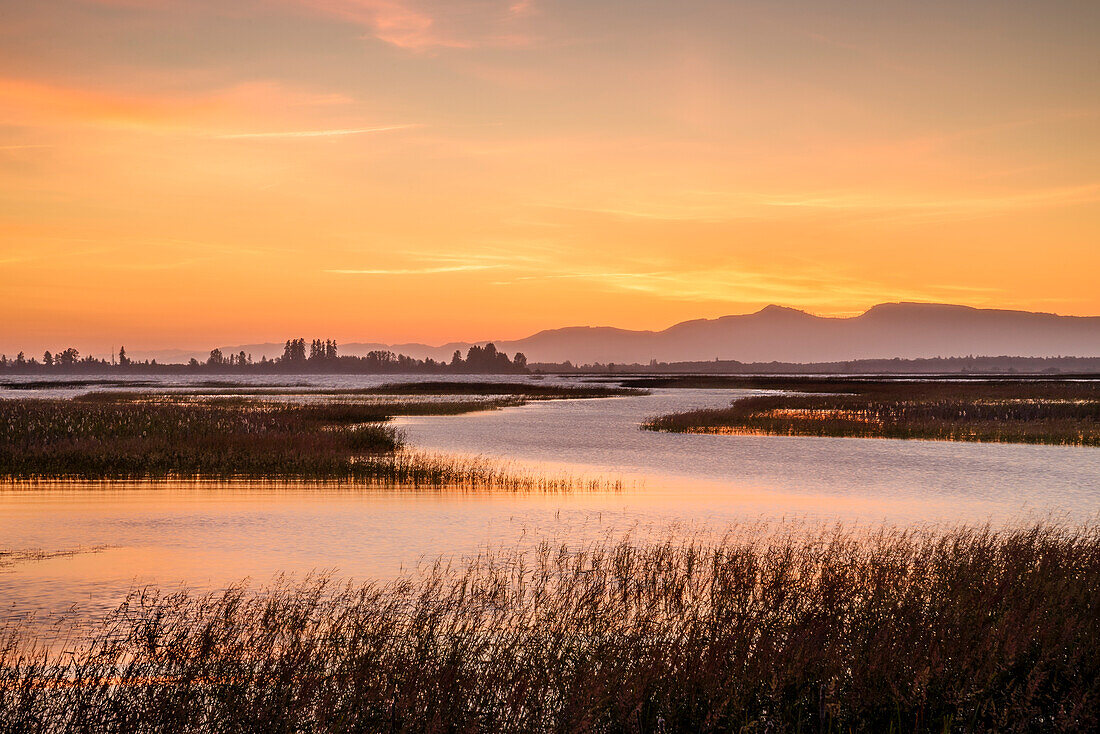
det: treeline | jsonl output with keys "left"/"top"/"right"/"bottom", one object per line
{"left": 0, "top": 341, "right": 528, "bottom": 375}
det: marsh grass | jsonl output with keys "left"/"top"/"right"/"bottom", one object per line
{"left": 363, "top": 450, "right": 629, "bottom": 493}
{"left": 0, "top": 399, "right": 401, "bottom": 480}
{"left": 2, "top": 522, "right": 1098, "bottom": 732}
{"left": 76, "top": 382, "right": 643, "bottom": 400}
{"left": 352, "top": 381, "right": 643, "bottom": 398}
{"left": 644, "top": 380, "right": 1100, "bottom": 446}
{"left": 0, "top": 398, "right": 627, "bottom": 490}
{"left": 0, "top": 546, "right": 117, "bottom": 568}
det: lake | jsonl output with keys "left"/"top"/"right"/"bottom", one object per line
{"left": 3, "top": 375, "right": 1098, "bottom": 627}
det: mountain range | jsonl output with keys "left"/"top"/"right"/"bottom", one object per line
{"left": 129, "top": 303, "right": 1100, "bottom": 365}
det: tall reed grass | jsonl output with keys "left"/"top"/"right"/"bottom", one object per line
{"left": 75, "top": 382, "right": 642, "bottom": 400}
{"left": 3, "top": 523, "right": 1097, "bottom": 732}
{"left": 0, "top": 399, "right": 626, "bottom": 490}
{"left": 644, "top": 381, "right": 1100, "bottom": 446}
{"left": 0, "top": 399, "right": 401, "bottom": 480}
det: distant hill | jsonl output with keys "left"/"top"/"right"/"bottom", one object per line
{"left": 130, "top": 303, "right": 1100, "bottom": 365}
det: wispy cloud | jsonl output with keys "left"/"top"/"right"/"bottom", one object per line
{"left": 294, "top": 0, "right": 464, "bottom": 50}
{"left": 538, "top": 182, "right": 1100, "bottom": 229}
{"left": 74, "top": 0, "right": 538, "bottom": 51}
{"left": 293, "top": 0, "right": 535, "bottom": 51}
{"left": 757, "top": 184, "right": 1100, "bottom": 213}
{"left": 325, "top": 264, "right": 501, "bottom": 275}
{"left": 217, "top": 124, "right": 418, "bottom": 139}
{"left": 0, "top": 76, "right": 358, "bottom": 135}
{"left": 509, "top": 0, "right": 535, "bottom": 16}
{"left": 0, "top": 245, "right": 116, "bottom": 267}
{"left": 504, "top": 263, "right": 1007, "bottom": 312}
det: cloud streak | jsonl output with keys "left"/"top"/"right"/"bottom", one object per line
{"left": 538, "top": 182, "right": 1100, "bottom": 229}
{"left": 217, "top": 124, "right": 418, "bottom": 139}
{"left": 325, "top": 264, "right": 501, "bottom": 275}
{"left": 293, "top": 0, "right": 535, "bottom": 50}
{"left": 0, "top": 76, "right": 359, "bottom": 135}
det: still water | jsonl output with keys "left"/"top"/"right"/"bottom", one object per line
{"left": 2, "top": 376, "right": 1098, "bottom": 625}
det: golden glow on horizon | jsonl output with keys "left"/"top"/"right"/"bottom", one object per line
{"left": 1, "top": 0, "right": 1098, "bottom": 354}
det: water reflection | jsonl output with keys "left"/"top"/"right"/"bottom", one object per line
{"left": 398, "top": 388, "right": 1100, "bottom": 513}
{"left": 3, "top": 379, "right": 1098, "bottom": 626}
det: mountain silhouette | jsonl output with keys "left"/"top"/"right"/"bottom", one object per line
{"left": 131, "top": 303, "right": 1100, "bottom": 365}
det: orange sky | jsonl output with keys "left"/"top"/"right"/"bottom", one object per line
{"left": 2, "top": 0, "right": 1098, "bottom": 355}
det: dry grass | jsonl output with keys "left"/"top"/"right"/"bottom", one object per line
{"left": 362, "top": 450, "right": 629, "bottom": 493}
{"left": 352, "top": 381, "right": 643, "bottom": 398}
{"left": 644, "top": 380, "right": 1100, "bottom": 446}
{"left": 0, "top": 397, "right": 627, "bottom": 490}
{"left": 0, "top": 399, "right": 402, "bottom": 480}
{"left": 0, "top": 546, "right": 117, "bottom": 569}
{"left": 2, "top": 522, "right": 1098, "bottom": 732}
{"left": 73, "top": 382, "right": 643, "bottom": 400}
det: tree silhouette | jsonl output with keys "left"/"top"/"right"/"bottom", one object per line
{"left": 58, "top": 348, "right": 79, "bottom": 367}
{"left": 282, "top": 339, "right": 307, "bottom": 363}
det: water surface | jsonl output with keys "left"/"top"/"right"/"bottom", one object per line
{"left": 3, "top": 375, "right": 1098, "bottom": 626}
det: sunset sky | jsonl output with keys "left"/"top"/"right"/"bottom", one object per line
{"left": 2, "top": 0, "right": 1098, "bottom": 355}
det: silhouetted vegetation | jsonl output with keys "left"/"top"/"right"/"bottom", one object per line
{"left": 643, "top": 379, "right": 1100, "bottom": 446}
{"left": 354, "top": 381, "right": 638, "bottom": 397}
{"left": 622, "top": 375, "right": 1100, "bottom": 390}
{"left": 0, "top": 384, "right": 634, "bottom": 484}
{"left": 3, "top": 522, "right": 1098, "bottom": 732}
{"left": 71, "top": 382, "right": 639, "bottom": 402}
{"left": 0, "top": 342, "right": 530, "bottom": 375}
{"left": 0, "top": 399, "right": 401, "bottom": 479}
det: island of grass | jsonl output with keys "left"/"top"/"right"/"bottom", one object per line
{"left": 1, "top": 382, "right": 642, "bottom": 485}
{"left": 641, "top": 377, "right": 1100, "bottom": 446}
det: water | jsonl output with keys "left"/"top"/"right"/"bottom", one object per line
{"left": 398, "top": 387, "right": 1100, "bottom": 517}
{"left": 2, "top": 374, "right": 1098, "bottom": 626}
{"left": 0, "top": 372, "right": 570, "bottom": 400}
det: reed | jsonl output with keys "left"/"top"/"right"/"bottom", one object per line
{"left": 644, "top": 380, "right": 1100, "bottom": 446}
{"left": 0, "top": 398, "right": 625, "bottom": 490}
{"left": 351, "top": 381, "right": 643, "bottom": 398}
{"left": 74, "top": 382, "right": 643, "bottom": 400}
{"left": 0, "top": 399, "right": 401, "bottom": 480}
{"left": 2, "top": 522, "right": 1097, "bottom": 732}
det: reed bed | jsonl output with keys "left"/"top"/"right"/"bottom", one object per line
{"left": 74, "top": 382, "right": 643, "bottom": 400}
{"left": 0, "top": 399, "right": 401, "bottom": 480}
{"left": 75, "top": 391, "right": 525, "bottom": 414}
{"left": 0, "top": 398, "right": 626, "bottom": 490}
{"left": 0, "top": 546, "right": 116, "bottom": 568}
{"left": 2, "top": 522, "right": 1098, "bottom": 732}
{"left": 353, "top": 382, "right": 643, "bottom": 398}
{"left": 364, "top": 450, "right": 629, "bottom": 493}
{"left": 644, "top": 381, "right": 1100, "bottom": 446}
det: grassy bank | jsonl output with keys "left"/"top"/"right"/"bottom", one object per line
{"left": 0, "top": 386, "right": 627, "bottom": 487}
{"left": 352, "top": 381, "right": 642, "bottom": 398}
{"left": 0, "top": 399, "right": 403, "bottom": 480}
{"left": 3, "top": 522, "right": 1098, "bottom": 732}
{"left": 643, "top": 379, "right": 1100, "bottom": 446}
{"left": 62, "top": 381, "right": 644, "bottom": 400}
{"left": 620, "top": 375, "right": 1100, "bottom": 390}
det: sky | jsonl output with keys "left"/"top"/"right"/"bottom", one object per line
{"left": 1, "top": 0, "right": 1098, "bottom": 355}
